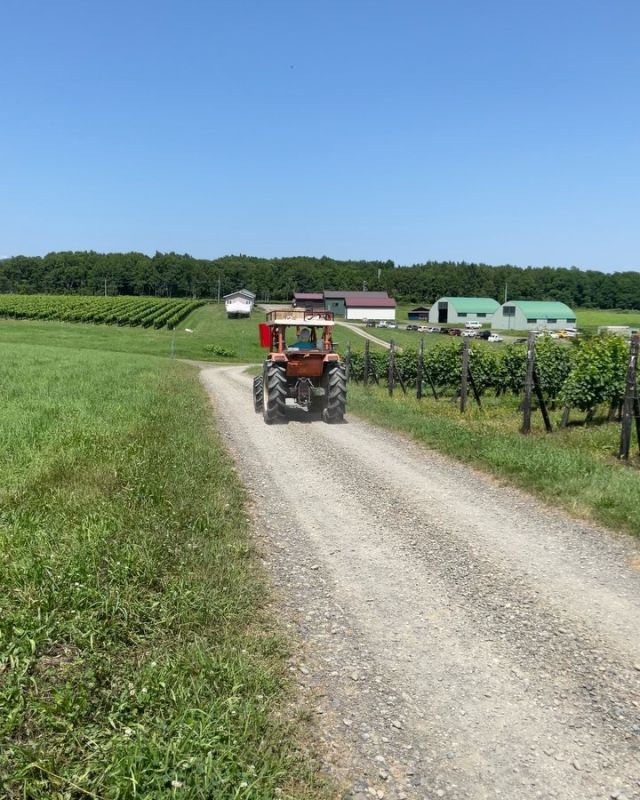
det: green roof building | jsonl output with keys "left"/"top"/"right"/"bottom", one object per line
{"left": 428, "top": 297, "right": 500, "bottom": 325}
{"left": 492, "top": 300, "right": 576, "bottom": 331}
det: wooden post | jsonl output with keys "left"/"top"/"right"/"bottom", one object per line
{"left": 560, "top": 406, "right": 571, "bottom": 428}
{"left": 460, "top": 339, "right": 469, "bottom": 412}
{"left": 388, "top": 340, "right": 395, "bottom": 396}
{"left": 533, "top": 371, "right": 553, "bottom": 433}
{"left": 416, "top": 338, "right": 424, "bottom": 400}
{"left": 345, "top": 342, "right": 351, "bottom": 382}
{"left": 467, "top": 365, "right": 482, "bottom": 408}
{"left": 364, "top": 339, "right": 370, "bottom": 386}
{"left": 618, "top": 334, "right": 639, "bottom": 460}
{"left": 521, "top": 331, "right": 536, "bottom": 433}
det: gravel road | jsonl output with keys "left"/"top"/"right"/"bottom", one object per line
{"left": 335, "top": 321, "right": 394, "bottom": 350}
{"left": 200, "top": 365, "right": 640, "bottom": 800}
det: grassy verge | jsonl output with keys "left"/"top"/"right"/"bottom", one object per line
{"left": 347, "top": 384, "right": 640, "bottom": 536}
{"left": 0, "top": 343, "right": 321, "bottom": 799}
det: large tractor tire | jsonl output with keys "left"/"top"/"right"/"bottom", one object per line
{"left": 262, "top": 362, "right": 287, "bottom": 424}
{"left": 322, "top": 363, "right": 347, "bottom": 423}
{"left": 252, "top": 376, "right": 264, "bottom": 412}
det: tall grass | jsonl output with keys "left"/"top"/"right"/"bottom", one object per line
{"left": 0, "top": 343, "right": 320, "bottom": 798}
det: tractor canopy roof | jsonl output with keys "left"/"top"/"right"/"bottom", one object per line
{"left": 265, "top": 308, "right": 334, "bottom": 327}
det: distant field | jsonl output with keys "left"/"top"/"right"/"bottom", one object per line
{"left": 0, "top": 303, "right": 268, "bottom": 362}
{"left": 0, "top": 293, "right": 202, "bottom": 329}
{"left": 575, "top": 308, "right": 640, "bottom": 330}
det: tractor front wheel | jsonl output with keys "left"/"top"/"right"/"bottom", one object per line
{"left": 252, "top": 376, "right": 264, "bottom": 412}
{"left": 322, "top": 364, "right": 347, "bottom": 423}
{"left": 263, "top": 363, "right": 287, "bottom": 424}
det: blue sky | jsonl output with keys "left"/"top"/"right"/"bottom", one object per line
{"left": 1, "top": 0, "right": 638, "bottom": 270}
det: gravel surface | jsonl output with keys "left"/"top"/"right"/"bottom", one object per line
{"left": 334, "top": 321, "right": 394, "bottom": 350}
{"left": 200, "top": 365, "right": 640, "bottom": 800}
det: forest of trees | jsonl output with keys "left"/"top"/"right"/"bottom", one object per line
{"left": 0, "top": 251, "right": 638, "bottom": 309}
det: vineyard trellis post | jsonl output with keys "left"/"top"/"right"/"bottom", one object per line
{"left": 460, "top": 340, "right": 469, "bottom": 412}
{"left": 388, "top": 340, "right": 396, "bottom": 396}
{"left": 344, "top": 342, "right": 352, "bottom": 382}
{"left": 364, "top": 339, "right": 370, "bottom": 386}
{"left": 521, "top": 331, "right": 552, "bottom": 434}
{"left": 416, "top": 338, "right": 424, "bottom": 400}
{"left": 521, "top": 332, "right": 537, "bottom": 433}
{"left": 618, "top": 333, "right": 640, "bottom": 460}
{"left": 459, "top": 340, "right": 481, "bottom": 412}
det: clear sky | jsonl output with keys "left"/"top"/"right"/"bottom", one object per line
{"left": 1, "top": 0, "right": 638, "bottom": 271}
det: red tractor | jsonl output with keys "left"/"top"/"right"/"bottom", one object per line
{"left": 253, "top": 308, "right": 347, "bottom": 424}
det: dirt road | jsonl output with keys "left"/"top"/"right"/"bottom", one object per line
{"left": 335, "top": 321, "right": 394, "bottom": 350}
{"left": 201, "top": 365, "right": 640, "bottom": 800}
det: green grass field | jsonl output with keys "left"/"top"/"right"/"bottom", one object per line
{"left": 0, "top": 343, "right": 322, "bottom": 798}
{"left": 0, "top": 303, "right": 268, "bottom": 363}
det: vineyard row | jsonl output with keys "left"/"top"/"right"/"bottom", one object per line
{"left": 0, "top": 295, "right": 205, "bottom": 329}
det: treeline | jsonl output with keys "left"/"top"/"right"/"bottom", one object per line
{"left": 0, "top": 251, "right": 638, "bottom": 309}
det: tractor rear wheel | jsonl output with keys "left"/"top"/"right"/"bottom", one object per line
{"left": 252, "top": 376, "right": 264, "bottom": 412}
{"left": 322, "top": 364, "right": 347, "bottom": 423}
{"left": 263, "top": 363, "right": 287, "bottom": 424}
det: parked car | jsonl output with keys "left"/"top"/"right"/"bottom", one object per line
{"left": 439, "top": 327, "right": 450, "bottom": 335}
{"left": 426, "top": 326, "right": 440, "bottom": 333}
{"left": 464, "top": 321, "right": 482, "bottom": 329}
{"left": 387, "top": 322, "right": 397, "bottom": 329}
{"left": 405, "top": 324, "right": 418, "bottom": 331}
{"left": 449, "top": 328, "right": 462, "bottom": 336}
{"left": 376, "top": 321, "right": 388, "bottom": 328}
{"left": 461, "top": 329, "right": 478, "bottom": 337}
{"left": 417, "top": 325, "right": 429, "bottom": 332}
{"left": 366, "top": 320, "right": 377, "bottom": 328}
{"left": 487, "top": 334, "right": 503, "bottom": 343}
{"left": 478, "top": 330, "right": 492, "bottom": 340}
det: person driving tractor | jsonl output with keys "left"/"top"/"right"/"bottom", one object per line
{"left": 289, "top": 326, "right": 315, "bottom": 349}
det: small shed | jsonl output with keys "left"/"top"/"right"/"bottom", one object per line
{"left": 408, "top": 306, "right": 431, "bottom": 321}
{"left": 428, "top": 297, "right": 499, "bottom": 326}
{"left": 224, "top": 289, "right": 255, "bottom": 318}
{"left": 493, "top": 300, "right": 576, "bottom": 331}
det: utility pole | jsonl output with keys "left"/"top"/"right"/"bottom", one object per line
{"left": 217, "top": 274, "right": 221, "bottom": 303}
{"left": 104, "top": 277, "right": 108, "bottom": 297}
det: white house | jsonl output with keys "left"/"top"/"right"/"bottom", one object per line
{"left": 224, "top": 289, "right": 255, "bottom": 318}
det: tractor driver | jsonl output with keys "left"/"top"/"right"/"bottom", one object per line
{"left": 289, "top": 326, "right": 315, "bottom": 350}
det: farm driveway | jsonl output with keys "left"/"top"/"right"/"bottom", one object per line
{"left": 200, "top": 364, "right": 640, "bottom": 800}
{"left": 335, "top": 321, "right": 394, "bottom": 350}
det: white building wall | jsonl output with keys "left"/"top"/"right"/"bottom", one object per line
{"left": 346, "top": 307, "right": 396, "bottom": 321}
{"left": 492, "top": 308, "right": 573, "bottom": 331}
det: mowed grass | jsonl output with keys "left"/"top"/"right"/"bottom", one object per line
{"left": 0, "top": 343, "right": 321, "bottom": 799}
{"left": 576, "top": 308, "right": 640, "bottom": 331}
{"left": 0, "top": 303, "right": 267, "bottom": 363}
{"left": 347, "top": 385, "right": 640, "bottom": 536}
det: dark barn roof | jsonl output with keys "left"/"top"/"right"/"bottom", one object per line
{"left": 344, "top": 294, "right": 396, "bottom": 309}
{"left": 293, "top": 292, "right": 324, "bottom": 301}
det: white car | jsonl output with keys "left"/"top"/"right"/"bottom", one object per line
{"left": 376, "top": 321, "right": 388, "bottom": 328}
{"left": 461, "top": 329, "right": 477, "bottom": 337}
{"left": 487, "top": 334, "right": 503, "bottom": 343}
